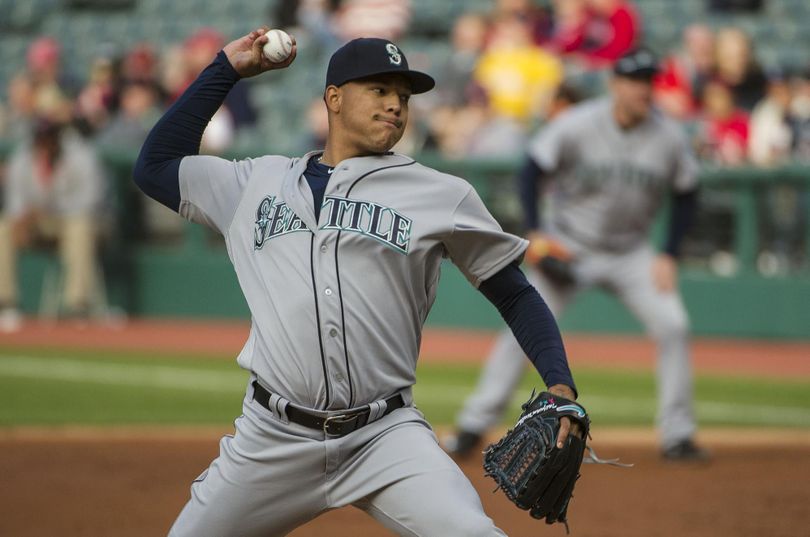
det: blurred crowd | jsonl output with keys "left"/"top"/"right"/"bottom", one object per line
{"left": 3, "top": 0, "right": 810, "bottom": 164}
{"left": 0, "top": 0, "right": 807, "bottom": 327}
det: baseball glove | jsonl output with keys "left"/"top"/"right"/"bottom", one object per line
{"left": 523, "top": 235, "right": 576, "bottom": 286}
{"left": 482, "top": 391, "right": 589, "bottom": 531}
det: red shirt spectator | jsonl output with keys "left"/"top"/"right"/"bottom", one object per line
{"left": 698, "top": 80, "right": 750, "bottom": 164}
{"left": 653, "top": 24, "right": 716, "bottom": 120}
{"left": 547, "top": 0, "right": 589, "bottom": 54}
{"left": 577, "top": 0, "right": 641, "bottom": 68}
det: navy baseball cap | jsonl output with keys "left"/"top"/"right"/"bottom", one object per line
{"left": 325, "top": 38, "right": 435, "bottom": 94}
{"left": 613, "top": 47, "right": 660, "bottom": 79}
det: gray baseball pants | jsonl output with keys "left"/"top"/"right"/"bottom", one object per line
{"left": 169, "top": 379, "right": 506, "bottom": 537}
{"left": 457, "top": 243, "right": 696, "bottom": 449}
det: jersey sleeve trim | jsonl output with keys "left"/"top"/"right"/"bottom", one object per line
{"left": 451, "top": 186, "right": 530, "bottom": 289}
{"left": 471, "top": 239, "right": 529, "bottom": 288}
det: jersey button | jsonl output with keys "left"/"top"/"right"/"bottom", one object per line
{"left": 320, "top": 244, "right": 328, "bottom": 253}
{"left": 333, "top": 372, "right": 344, "bottom": 382}
{"left": 324, "top": 288, "right": 333, "bottom": 296}
{"left": 329, "top": 328, "right": 338, "bottom": 337}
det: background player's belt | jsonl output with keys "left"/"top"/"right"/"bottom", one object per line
{"left": 251, "top": 380, "right": 405, "bottom": 437}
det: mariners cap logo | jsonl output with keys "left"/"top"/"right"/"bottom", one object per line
{"left": 385, "top": 43, "right": 402, "bottom": 66}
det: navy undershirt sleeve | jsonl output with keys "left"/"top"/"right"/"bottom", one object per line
{"left": 479, "top": 261, "right": 576, "bottom": 394}
{"left": 516, "top": 155, "right": 547, "bottom": 232}
{"left": 664, "top": 189, "right": 698, "bottom": 257}
{"left": 133, "top": 50, "right": 241, "bottom": 211}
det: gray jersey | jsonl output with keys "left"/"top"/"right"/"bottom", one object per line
{"left": 527, "top": 97, "right": 698, "bottom": 252}
{"left": 179, "top": 151, "right": 527, "bottom": 410}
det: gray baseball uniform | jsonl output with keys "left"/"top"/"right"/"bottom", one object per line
{"left": 167, "top": 150, "right": 526, "bottom": 536}
{"left": 457, "top": 96, "right": 699, "bottom": 449}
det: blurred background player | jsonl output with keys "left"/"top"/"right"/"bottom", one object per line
{"left": 444, "top": 48, "right": 707, "bottom": 462}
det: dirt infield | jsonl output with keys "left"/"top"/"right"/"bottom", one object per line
{"left": 2, "top": 428, "right": 809, "bottom": 537}
{"left": 3, "top": 320, "right": 809, "bottom": 536}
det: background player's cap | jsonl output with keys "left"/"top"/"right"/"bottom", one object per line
{"left": 613, "top": 47, "right": 660, "bottom": 79}
{"left": 325, "top": 37, "right": 435, "bottom": 94}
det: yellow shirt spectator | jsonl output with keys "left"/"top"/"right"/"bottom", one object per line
{"left": 474, "top": 16, "right": 563, "bottom": 122}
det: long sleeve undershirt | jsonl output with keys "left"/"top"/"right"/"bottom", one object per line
{"left": 479, "top": 261, "right": 576, "bottom": 393}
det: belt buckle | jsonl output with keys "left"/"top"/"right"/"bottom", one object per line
{"left": 323, "top": 414, "right": 352, "bottom": 436}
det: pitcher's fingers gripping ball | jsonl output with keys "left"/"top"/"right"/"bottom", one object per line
{"left": 483, "top": 391, "right": 589, "bottom": 531}
{"left": 262, "top": 29, "right": 293, "bottom": 63}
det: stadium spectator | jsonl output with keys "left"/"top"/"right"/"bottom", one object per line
{"left": 654, "top": 24, "right": 716, "bottom": 120}
{"left": 696, "top": 79, "right": 750, "bottom": 165}
{"left": 491, "top": 0, "right": 553, "bottom": 45}
{"left": 748, "top": 69, "right": 794, "bottom": 166}
{"left": 333, "top": 0, "right": 412, "bottom": 42}
{"left": 4, "top": 75, "right": 38, "bottom": 142}
{"left": 97, "top": 82, "right": 162, "bottom": 151}
{"left": 714, "top": 27, "right": 767, "bottom": 111}
{"left": 434, "top": 12, "right": 489, "bottom": 108}
{"left": 292, "top": 0, "right": 344, "bottom": 53}
{"left": 75, "top": 54, "right": 120, "bottom": 136}
{"left": 752, "top": 69, "right": 805, "bottom": 275}
{"left": 546, "top": 0, "right": 589, "bottom": 55}
{"left": 7, "top": 37, "right": 77, "bottom": 133}
{"left": 473, "top": 14, "right": 563, "bottom": 123}
{"left": 98, "top": 81, "right": 182, "bottom": 241}
{"left": 121, "top": 44, "right": 161, "bottom": 87}
{"left": 572, "top": 0, "right": 641, "bottom": 68}
{"left": 420, "top": 11, "right": 488, "bottom": 157}
{"left": 425, "top": 93, "right": 482, "bottom": 158}
{"left": 0, "top": 119, "right": 106, "bottom": 330}
{"left": 159, "top": 45, "right": 188, "bottom": 106}
{"left": 789, "top": 68, "right": 810, "bottom": 161}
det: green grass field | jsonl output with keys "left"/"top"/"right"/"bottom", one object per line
{"left": 1, "top": 347, "right": 809, "bottom": 428}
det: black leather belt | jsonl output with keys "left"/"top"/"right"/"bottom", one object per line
{"left": 251, "top": 380, "right": 405, "bottom": 437}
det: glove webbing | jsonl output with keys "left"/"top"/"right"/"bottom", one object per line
{"left": 483, "top": 421, "right": 555, "bottom": 507}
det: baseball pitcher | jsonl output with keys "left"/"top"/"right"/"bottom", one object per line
{"left": 134, "top": 28, "right": 585, "bottom": 536}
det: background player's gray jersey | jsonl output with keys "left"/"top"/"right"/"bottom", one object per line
{"left": 527, "top": 97, "right": 698, "bottom": 252}
{"left": 178, "top": 151, "right": 527, "bottom": 410}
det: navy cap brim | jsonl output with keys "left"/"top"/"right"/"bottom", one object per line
{"left": 332, "top": 68, "right": 436, "bottom": 94}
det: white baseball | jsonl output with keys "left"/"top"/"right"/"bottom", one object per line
{"left": 262, "top": 29, "right": 293, "bottom": 63}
